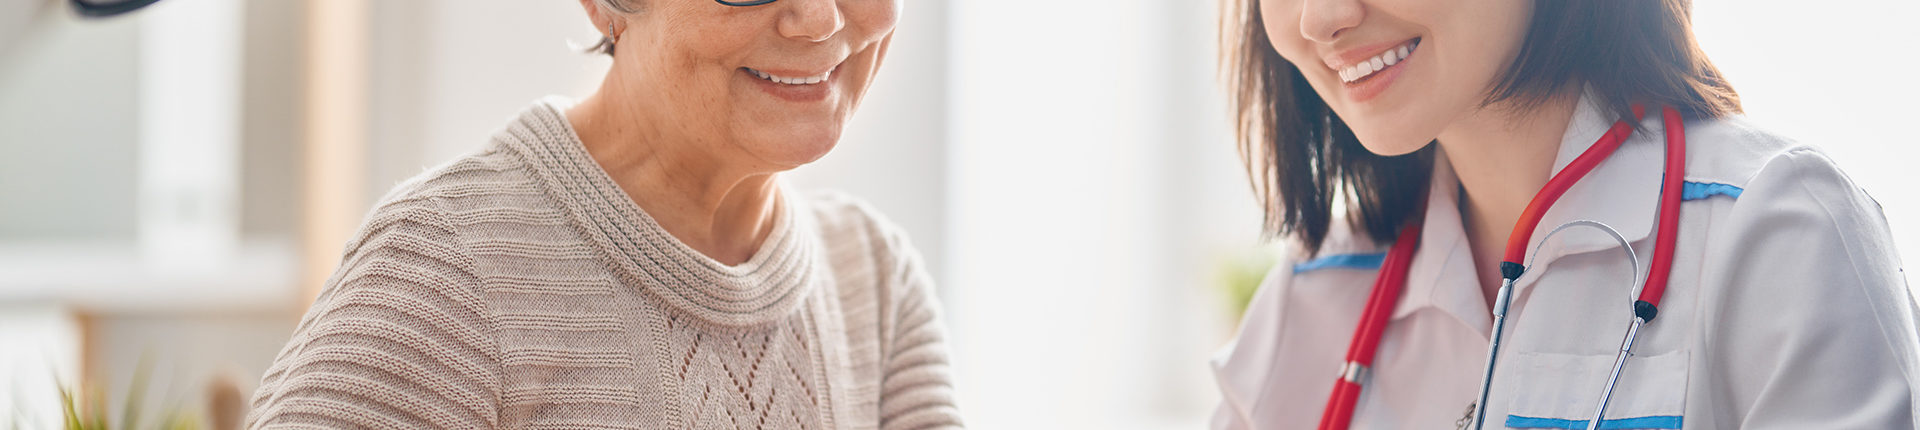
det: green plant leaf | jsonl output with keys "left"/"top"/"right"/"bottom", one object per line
{"left": 88, "top": 381, "right": 106, "bottom": 430}
{"left": 119, "top": 354, "right": 152, "bottom": 430}
{"left": 56, "top": 378, "right": 79, "bottom": 430}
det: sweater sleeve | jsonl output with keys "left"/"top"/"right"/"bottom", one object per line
{"left": 877, "top": 238, "right": 965, "bottom": 430}
{"left": 860, "top": 214, "right": 964, "bottom": 430}
{"left": 247, "top": 197, "right": 503, "bottom": 429}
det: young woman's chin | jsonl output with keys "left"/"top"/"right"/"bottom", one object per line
{"left": 1352, "top": 129, "right": 1437, "bottom": 157}
{"left": 1340, "top": 104, "right": 1451, "bottom": 157}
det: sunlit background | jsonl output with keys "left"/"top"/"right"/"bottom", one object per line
{"left": 0, "top": 0, "right": 1914, "bottom": 428}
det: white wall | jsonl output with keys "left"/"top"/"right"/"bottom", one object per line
{"left": 0, "top": 4, "right": 141, "bottom": 240}
{"left": 947, "top": 1, "right": 1260, "bottom": 427}
{"left": 0, "top": 303, "right": 81, "bottom": 428}
{"left": 366, "top": 0, "right": 609, "bottom": 201}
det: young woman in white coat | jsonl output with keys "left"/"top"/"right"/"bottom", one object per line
{"left": 1211, "top": 0, "right": 1919, "bottom": 428}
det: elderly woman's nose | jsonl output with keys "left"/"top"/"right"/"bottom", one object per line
{"left": 776, "top": 0, "right": 845, "bottom": 42}
{"left": 1299, "top": 0, "right": 1364, "bottom": 43}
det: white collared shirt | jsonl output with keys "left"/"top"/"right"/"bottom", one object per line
{"left": 1210, "top": 94, "right": 1920, "bottom": 429}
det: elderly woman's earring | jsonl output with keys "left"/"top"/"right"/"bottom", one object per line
{"left": 607, "top": 21, "right": 618, "bottom": 45}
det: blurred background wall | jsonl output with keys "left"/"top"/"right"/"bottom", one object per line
{"left": 0, "top": 0, "right": 1914, "bottom": 428}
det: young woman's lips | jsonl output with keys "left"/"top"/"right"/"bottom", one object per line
{"left": 1337, "top": 39, "right": 1419, "bottom": 103}
{"left": 744, "top": 65, "right": 840, "bottom": 103}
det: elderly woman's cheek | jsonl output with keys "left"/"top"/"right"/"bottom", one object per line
{"left": 851, "top": 0, "right": 901, "bottom": 38}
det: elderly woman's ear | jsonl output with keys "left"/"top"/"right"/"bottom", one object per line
{"left": 579, "top": 0, "right": 622, "bottom": 55}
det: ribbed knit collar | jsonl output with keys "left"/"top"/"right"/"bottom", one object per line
{"left": 495, "top": 97, "right": 818, "bottom": 328}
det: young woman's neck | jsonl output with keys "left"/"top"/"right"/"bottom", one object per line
{"left": 566, "top": 80, "right": 783, "bottom": 266}
{"left": 1433, "top": 91, "right": 1582, "bottom": 308}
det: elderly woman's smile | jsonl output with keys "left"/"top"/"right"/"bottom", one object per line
{"left": 743, "top": 62, "right": 841, "bottom": 101}
{"left": 745, "top": 66, "right": 831, "bottom": 85}
{"left": 569, "top": 0, "right": 902, "bottom": 170}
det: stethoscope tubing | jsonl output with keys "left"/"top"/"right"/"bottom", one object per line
{"left": 1582, "top": 106, "right": 1688, "bottom": 430}
{"left": 1471, "top": 106, "right": 1686, "bottom": 430}
{"left": 1314, "top": 106, "right": 1687, "bottom": 430}
{"left": 1470, "top": 219, "right": 1644, "bottom": 429}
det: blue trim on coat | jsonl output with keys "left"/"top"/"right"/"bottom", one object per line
{"left": 1291, "top": 252, "right": 1387, "bottom": 274}
{"left": 1681, "top": 181, "right": 1743, "bottom": 201}
{"left": 1505, "top": 415, "right": 1683, "bottom": 429}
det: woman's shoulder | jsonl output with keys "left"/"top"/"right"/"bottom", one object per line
{"left": 794, "top": 188, "right": 939, "bottom": 298}
{"left": 1684, "top": 114, "right": 1907, "bottom": 332}
{"left": 1679, "top": 115, "right": 1900, "bottom": 265}
{"left": 373, "top": 144, "right": 540, "bottom": 213}
{"left": 333, "top": 144, "right": 551, "bottom": 288}
{"left": 1289, "top": 216, "right": 1393, "bottom": 272}
{"left": 1678, "top": 117, "right": 1920, "bottom": 425}
{"left": 1681, "top": 114, "right": 1849, "bottom": 196}
{"left": 1211, "top": 223, "right": 1386, "bottom": 421}
{"left": 1216, "top": 219, "right": 1387, "bottom": 358}
{"left": 250, "top": 150, "right": 531, "bottom": 429}
{"left": 359, "top": 144, "right": 544, "bottom": 232}
{"left": 1245, "top": 213, "right": 1394, "bottom": 294}
{"left": 1681, "top": 114, "right": 1888, "bottom": 233}
{"left": 799, "top": 189, "right": 919, "bottom": 257}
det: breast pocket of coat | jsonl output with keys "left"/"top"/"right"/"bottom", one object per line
{"left": 1501, "top": 349, "right": 1690, "bottom": 430}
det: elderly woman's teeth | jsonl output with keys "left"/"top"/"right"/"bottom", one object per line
{"left": 1339, "top": 40, "right": 1418, "bottom": 84}
{"left": 748, "top": 68, "right": 830, "bottom": 85}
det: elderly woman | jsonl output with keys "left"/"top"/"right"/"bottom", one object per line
{"left": 245, "top": 0, "right": 961, "bottom": 428}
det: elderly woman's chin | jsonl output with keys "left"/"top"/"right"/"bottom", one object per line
{"left": 740, "top": 124, "right": 843, "bottom": 169}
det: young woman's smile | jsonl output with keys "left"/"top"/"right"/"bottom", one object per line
{"left": 1261, "top": 0, "right": 1534, "bottom": 156}
{"left": 1328, "top": 37, "right": 1418, "bottom": 102}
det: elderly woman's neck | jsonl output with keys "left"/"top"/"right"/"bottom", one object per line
{"left": 566, "top": 93, "right": 784, "bottom": 266}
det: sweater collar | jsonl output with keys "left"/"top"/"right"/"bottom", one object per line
{"left": 497, "top": 97, "right": 818, "bottom": 327}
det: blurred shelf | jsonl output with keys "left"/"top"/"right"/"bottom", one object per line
{"left": 0, "top": 238, "right": 300, "bottom": 313}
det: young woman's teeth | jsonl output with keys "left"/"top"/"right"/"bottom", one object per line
{"left": 1339, "top": 40, "right": 1418, "bottom": 84}
{"left": 748, "top": 68, "right": 829, "bottom": 85}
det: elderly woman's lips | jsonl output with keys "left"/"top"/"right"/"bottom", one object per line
{"left": 745, "top": 67, "right": 832, "bottom": 85}
{"left": 742, "top": 66, "right": 838, "bottom": 103}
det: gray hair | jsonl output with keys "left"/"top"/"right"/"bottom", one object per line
{"left": 584, "top": 0, "right": 642, "bottom": 56}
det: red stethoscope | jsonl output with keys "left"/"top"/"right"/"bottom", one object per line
{"left": 1317, "top": 106, "right": 1687, "bottom": 430}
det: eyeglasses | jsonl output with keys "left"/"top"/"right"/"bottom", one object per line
{"left": 70, "top": 0, "right": 163, "bottom": 17}
{"left": 70, "top": 0, "right": 770, "bottom": 17}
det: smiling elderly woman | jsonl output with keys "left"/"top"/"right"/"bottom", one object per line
{"left": 244, "top": 0, "right": 961, "bottom": 428}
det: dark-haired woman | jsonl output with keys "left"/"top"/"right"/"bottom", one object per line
{"left": 1209, "top": 0, "right": 1918, "bottom": 428}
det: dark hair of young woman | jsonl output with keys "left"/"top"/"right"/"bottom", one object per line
{"left": 1222, "top": 0, "right": 1743, "bottom": 253}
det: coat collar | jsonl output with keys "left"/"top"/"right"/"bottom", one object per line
{"left": 1390, "top": 91, "right": 1666, "bottom": 330}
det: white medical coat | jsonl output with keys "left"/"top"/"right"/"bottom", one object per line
{"left": 1210, "top": 95, "right": 1919, "bottom": 429}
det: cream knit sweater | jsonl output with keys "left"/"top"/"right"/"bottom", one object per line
{"left": 246, "top": 100, "right": 963, "bottom": 429}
